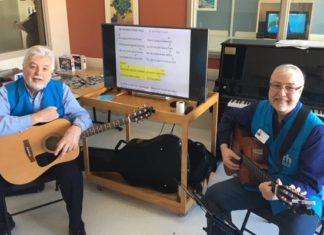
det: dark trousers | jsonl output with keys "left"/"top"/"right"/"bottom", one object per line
{"left": 0, "top": 160, "right": 84, "bottom": 230}
{"left": 204, "top": 177, "right": 320, "bottom": 235}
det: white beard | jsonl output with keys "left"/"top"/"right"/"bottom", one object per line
{"left": 25, "top": 79, "right": 46, "bottom": 91}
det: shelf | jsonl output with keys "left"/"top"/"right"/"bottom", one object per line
{"left": 87, "top": 171, "right": 195, "bottom": 213}
{"left": 80, "top": 89, "right": 219, "bottom": 214}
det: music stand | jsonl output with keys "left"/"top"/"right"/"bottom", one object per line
{"left": 180, "top": 185, "right": 242, "bottom": 235}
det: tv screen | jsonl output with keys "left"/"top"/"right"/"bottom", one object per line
{"left": 265, "top": 11, "right": 308, "bottom": 39}
{"left": 102, "top": 24, "right": 209, "bottom": 102}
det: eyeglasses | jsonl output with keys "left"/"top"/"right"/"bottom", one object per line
{"left": 269, "top": 82, "right": 303, "bottom": 94}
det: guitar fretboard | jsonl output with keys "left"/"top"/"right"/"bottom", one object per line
{"left": 81, "top": 117, "right": 129, "bottom": 138}
{"left": 233, "top": 147, "right": 272, "bottom": 183}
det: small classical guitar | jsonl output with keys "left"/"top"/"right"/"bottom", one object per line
{"left": 0, "top": 106, "right": 155, "bottom": 185}
{"left": 224, "top": 127, "right": 315, "bottom": 215}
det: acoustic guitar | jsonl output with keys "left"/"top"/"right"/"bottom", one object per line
{"left": 0, "top": 106, "right": 155, "bottom": 185}
{"left": 224, "top": 127, "right": 315, "bottom": 215}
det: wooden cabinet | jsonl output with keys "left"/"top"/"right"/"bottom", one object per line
{"left": 79, "top": 88, "right": 219, "bottom": 214}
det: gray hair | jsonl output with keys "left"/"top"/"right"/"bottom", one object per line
{"left": 270, "top": 64, "right": 305, "bottom": 85}
{"left": 23, "top": 45, "right": 55, "bottom": 70}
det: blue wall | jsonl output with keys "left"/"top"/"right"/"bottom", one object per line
{"left": 196, "top": 0, "right": 232, "bottom": 30}
{"left": 311, "top": 0, "right": 324, "bottom": 34}
{"left": 233, "top": 0, "right": 258, "bottom": 33}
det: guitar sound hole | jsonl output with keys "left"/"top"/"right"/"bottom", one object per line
{"left": 45, "top": 136, "right": 61, "bottom": 152}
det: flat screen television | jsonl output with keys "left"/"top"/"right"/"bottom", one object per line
{"left": 102, "top": 24, "right": 209, "bottom": 102}
{"left": 265, "top": 11, "right": 308, "bottom": 39}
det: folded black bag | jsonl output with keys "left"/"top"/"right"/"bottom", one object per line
{"left": 187, "top": 140, "right": 219, "bottom": 193}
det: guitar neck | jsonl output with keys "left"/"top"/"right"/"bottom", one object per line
{"left": 239, "top": 152, "right": 273, "bottom": 183}
{"left": 80, "top": 117, "right": 130, "bottom": 138}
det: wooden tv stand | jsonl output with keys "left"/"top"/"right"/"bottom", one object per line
{"left": 79, "top": 88, "right": 219, "bottom": 214}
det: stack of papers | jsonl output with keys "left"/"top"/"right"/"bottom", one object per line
{"left": 276, "top": 40, "right": 324, "bottom": 49}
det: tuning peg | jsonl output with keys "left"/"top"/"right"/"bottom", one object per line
{"left": 301, "top": 191, "right": 307, "bottom": 196}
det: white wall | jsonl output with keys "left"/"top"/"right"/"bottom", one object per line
{"left": 43, "top": 0, "right": 70, "bottom": 58}
{"left": 0, "top": 0, "right": 70, "bottom": 70}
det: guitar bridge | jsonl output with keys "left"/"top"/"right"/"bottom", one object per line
{"left": 23, "top": 139, "right": 35, "bottom": 162}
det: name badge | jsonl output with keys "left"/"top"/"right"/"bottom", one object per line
{"left": 254, "top": 129, "right": 269, "bottom": 144}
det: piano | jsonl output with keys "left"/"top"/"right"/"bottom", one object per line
{"left": 215, "top": 39, "right": 324, "bottom": 119}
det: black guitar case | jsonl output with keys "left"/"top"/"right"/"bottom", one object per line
{"left": 78, "top": 134, "right": 218, "bottom": 194}
{"left": 113, "top": 134, "right": 182, "bottom": 193}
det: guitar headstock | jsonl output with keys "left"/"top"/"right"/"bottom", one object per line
{"left": 129, "top": 106, "right": 155, "bottom": 123}
{"left": 274, "top": 184, "right": 315, "bottom": 215}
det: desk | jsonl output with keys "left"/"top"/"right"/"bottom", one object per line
{"left": 69, "top": 69, "right": 104, "bottom": 97}
{"left": 79, "top": 88, "right": 219, "bottom": 214}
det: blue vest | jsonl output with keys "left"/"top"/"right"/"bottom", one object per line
{"left": 251, "top": 100, "right": 323, "bottom": 217}
{"left": 5, "top": 78, "right": 64, "bottom": 117}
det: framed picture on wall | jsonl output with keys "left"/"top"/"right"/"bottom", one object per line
{"left": 105, "top": 0, "right": 139, "bottom": 24}
{"left": 198, "top": 0, "right": 217, "bottom": 11}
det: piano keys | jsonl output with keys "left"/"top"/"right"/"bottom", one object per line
{"left": 226, "top": 97, "right": 324, "bottom": 119}
{"left": 228, "top": 98, "right": 249, "bottom": 108}
{"left": 307, "top": 106, "right": 324, "bottom": 119}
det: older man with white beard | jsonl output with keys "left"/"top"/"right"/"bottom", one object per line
{"left": 0, "top": 45, "right": 92, "bottom": 235}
